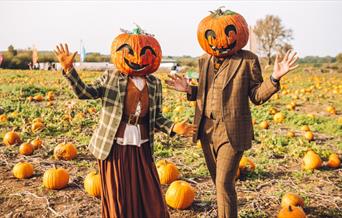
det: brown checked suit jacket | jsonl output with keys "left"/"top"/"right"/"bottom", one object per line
{"left": 188, "top": 50, "right": 280, "bottom": 151}
{"left": 63, "top": 68, "right": 174, "bottom": 160}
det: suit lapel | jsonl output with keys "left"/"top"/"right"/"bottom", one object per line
{"left": 223, "top": 51, "right": 243, "bottom": 89}
{"left": 199, "top": 54, "right": 211, "bottom": 101}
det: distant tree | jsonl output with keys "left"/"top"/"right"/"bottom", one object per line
{"left": 8, "top": 45, "right": 17, "bottom": 56}
{"left": 336, "top": 53, "right": 342, "bottom": 63}
{"left": 253, "top": 15, "right": 293, "bottom": 65}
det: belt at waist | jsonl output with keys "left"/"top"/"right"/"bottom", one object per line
{"left": 121, "top": 114, "right": 149, "bottom": 126}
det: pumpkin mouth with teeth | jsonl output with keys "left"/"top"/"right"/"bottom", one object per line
{"left": 197, "top": 7, "right": 249, "bottom": 57}
{"left": 111, "top": 26, "right": 162, "bottom": 76}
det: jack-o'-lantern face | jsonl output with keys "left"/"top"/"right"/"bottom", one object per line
{"left": 111, "top": 28, "right": 162, "bottom": 76}
{"left": 197, "top": 7, "right": 249, "bottom": 57}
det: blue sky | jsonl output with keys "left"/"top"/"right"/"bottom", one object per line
{"left": 0, "top": 1, "right": 341, "bottom": 57}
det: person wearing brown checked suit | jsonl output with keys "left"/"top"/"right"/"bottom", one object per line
{"left": 166, "top": 8, "right": 299, "bottom": 218}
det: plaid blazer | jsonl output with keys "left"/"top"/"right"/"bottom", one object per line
{"left": 63, "top": 68, "right": 174, "bottom": 160}
{"left": 188, "top": 50, "right": 280, "bottom": 151}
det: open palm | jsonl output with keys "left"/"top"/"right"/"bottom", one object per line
{"left": 54, "top": 43, "right": 77, "bottom": 72}
{"left": 165, "top": 74, "right": 190, "bottom": 93}
{"left": 272, "top": 50, "right": 299, "bottom": 80}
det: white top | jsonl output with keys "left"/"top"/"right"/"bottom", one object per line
{"left": 116, "top": 76, "right": 149, "bottom": 147}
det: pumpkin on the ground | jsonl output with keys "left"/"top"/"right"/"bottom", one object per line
{"left": 273, "top": 112, "right": 285, "bottom": 123}
{"left": 287, "top": 131, "right": 295, "bottom": 138}
{"left": 13, "top": 162, "right": 34, "bottom": 179}
{"left": 0, "top": 114, "right": 8, "bottom": 122}
{"left": 33, "top": 95, "right": 44, "bottom": 102}
{"left": 54, "top": 143, "right": 78, "bottom": 160}
{"left": 156, "top": 159, "right": 180, "bottom": 185}
{"left": 301, "top": 125, "right": 310, "bottom": 132}
{"left": 31, "top": 137, "right": 43, "bottom": 150}
{"left": 3, "top": 130, "right": 21, "bottom": 146}
{"left": 84, "top": 171, "right": 101, "bottom": 197}
{"left": 259, "top": 121, "right": 269, "bottom": 129}
{"left": 165, "top": 180, "right": 195, "bottom": 209}
{"left": 302, "top": 150, "right": 322, "bottom": 170}
{"left": 281, "top": 192, "right": 304, "bottom": 208}
{"left": 239, "top": 156, "right": 256, "bottom": 172}
{"left": 304, "top": 131, "right": 314, "bottom": 141}
{"left": 327, "top": 153, "right": 340, "bottom": 168}
{"left": 278, "top": 205, "right": 306, "bottom": 218}
{"left": 19, "top": 142, "right": 34, "bottom": 155}
{"left": 43, "top": 167, "right": 69, "bottom": 190}
{"left": 31, "top": 120, "right": 44, "bottom": 133}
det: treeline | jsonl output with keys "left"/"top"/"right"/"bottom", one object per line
{"left": 1, "top": 45, "right": 342, "bottom": 69}
{"left": 0, "top": 45, "right": 110, "bottom": 69}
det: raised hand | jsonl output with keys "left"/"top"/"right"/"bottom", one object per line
{"left": 54, "top": 43, "right": 77, "bottom": 72}
{"left": 272, "top": 50, "right": 299, "bottom": 80}
{"left": 165, "top": 74, "right": 191, "bottom": 94}
{"left": 172, "top": 120, "right": 196, "bottom": 137}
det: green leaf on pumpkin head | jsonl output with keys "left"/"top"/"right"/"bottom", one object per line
{"left": 132, "top": 27, "right": 142, "bottom": 35}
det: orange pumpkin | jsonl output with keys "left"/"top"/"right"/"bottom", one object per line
{"left": 111, "top": 26, "right": 162, "bottom": 76}
{"left": 31, "top": 137, "right": 43, "bottom": 150}
{"left": 259, "top": 121, "right": 269, "bottom": 129}
{"left": 31, "top": 121, "right": 44, "bottom": 133}
{"left": 239, "top": 156, "right": 256, "bottom": 172}
{"left": 302, "top": 150, "right": 322, "bottom": 170}
{"left": 278, "top": 205, "right": 306, "bottom": 218}
{"left": 273, "top": 112, "right": 285, "bottom": 123}
{"left": 287, "top": 131, "right": 295, "bottom": 138}
{"left": 156, "top": 160, "right": 180, "bottom": 185}
{"left": 33, "top": 95, "right": 44, "bottom": 102}
{"left": 19, "top": 142, "right": 34, "bottom": 155}
{"left": 46, "top": 91, "right": 54, "bottom": 101}
{"left": 197, "top": 7, "right": 249, "bottom": 57}
{"left": 84, "top": 171, "right": 101, "bottom": 197}
{"left": 43, "top": 167, "right": 69, "bottom": 190}
{"left": 0, "top": 114, "right": 8, "bottom": 122}
{"left": 327, "top": 153, "right": 340, "bottom": 168}
{"left": 3, "top": 130, "right": 21, "bottom": 146}
{"left": 165, "top": 180, "right": 195, "bottom": 209}
{"left": 281, "top": 192, "right": 305, "bottom": 208}
{"left": 54, "top": 143, "right": 78, "bottom": 160}
{"left": 301, "top": 125, "right": 310, "bottom": 132}
{"left": 13, "top": 162, "right": 34, "bottom": 179}
{"left": 304, "top": 131, "right": 314, "bottom": 141}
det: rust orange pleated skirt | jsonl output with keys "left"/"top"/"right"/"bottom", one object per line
{"left": 98, "top": 142, "right": 170, "bottom": 218}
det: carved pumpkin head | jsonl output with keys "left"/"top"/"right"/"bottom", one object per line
{"left": 111, "top": 26, "right": 162, "bottom": 76}
{"left": 197, "top": 7, "right": 249, "bottom": 57}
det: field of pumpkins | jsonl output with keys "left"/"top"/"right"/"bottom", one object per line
{"left": 0, "top": 64, "right": 341, "bottom": 218}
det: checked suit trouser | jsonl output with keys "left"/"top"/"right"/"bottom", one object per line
{"left": 199, "top": 117, "right": 243, "bottom": 218}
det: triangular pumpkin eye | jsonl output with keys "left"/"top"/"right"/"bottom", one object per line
{"left": 140, "top": 46, "right": 156, "bottom": 56}
{"left": 224, "top": 25, "right": 237, "bottom": 36}
{"left": 205, "top": 30, "right": 216, "bottom": 40}
{"left": 116, "top": 43, "right": 134, "bottom": 55}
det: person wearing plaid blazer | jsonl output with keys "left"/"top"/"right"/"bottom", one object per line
{"left": 55, "top": 42, "right": 194, "bottom": 218}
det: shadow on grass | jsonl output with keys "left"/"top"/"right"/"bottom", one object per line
{"left": 305, "top": 206, "right": 342, "bottom": 218}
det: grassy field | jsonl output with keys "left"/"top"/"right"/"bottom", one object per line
{"left": 0, "top": 64, "right": 341, "bottom": 218}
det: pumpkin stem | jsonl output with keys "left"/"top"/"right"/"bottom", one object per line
{"left": 215, "top": 6, "right": 225, "bottom": 15}
{"left": 288, "top": 205, "right": 293, "bottom": 212}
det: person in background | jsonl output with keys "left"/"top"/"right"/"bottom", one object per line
{"left": 170, "top": 63, "right": 180, "bottom": 76}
